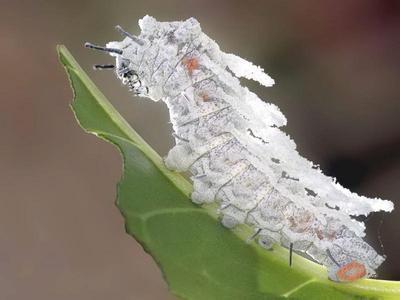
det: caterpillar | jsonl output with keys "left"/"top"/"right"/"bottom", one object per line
{"left": 85, "top": 16, "right": 394, "bottom": 282}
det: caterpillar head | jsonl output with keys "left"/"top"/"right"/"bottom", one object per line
{"left": 86, "top": 16, "right": 202, "bottom": 101}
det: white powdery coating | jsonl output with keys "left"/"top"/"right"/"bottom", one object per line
{"left": 224, "top": 53, "right": 275, "bottom": 87}
{"left": 106, "top": 15, "right": 394, "bottom": 281}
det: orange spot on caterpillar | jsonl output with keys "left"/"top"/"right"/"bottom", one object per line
{"left": 315, "top": 229, "right": 337, "bottom": 241}
{"left": 316, "top": 230, "right": 324, "bottom": 240}
{"left": 198, "top": 92, "right": 211, "bottom": 102}
{"left": 336, "top": 261, "right": 366, "bottom": 282}
{"left": 183, "top": 57, "right": 199, "bottom": 76}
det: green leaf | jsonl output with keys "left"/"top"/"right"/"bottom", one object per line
{"left": 57, "top": 45, "right": 400, "bottom": 300}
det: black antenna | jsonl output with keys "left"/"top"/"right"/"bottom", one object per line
{"left": 84, "top": 42, "right": 123, "bottom": 55}
{"left": 93, "top": 64, "right": 115, "bottom": 70}
{"left": 289, "top": 243, "right": 293, "bottom": 267}
{"left": 115, "top": 25, "right": 144, "bottom": 46}
{"left": 247, "top": 228, "right": 262, "bottom": 242}
{"left": 326, "top": 249, "right": 341, "bottom": 267}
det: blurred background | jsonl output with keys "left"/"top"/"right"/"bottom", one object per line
{"left": 1, "top": 0, "right": 399, "bottom": 299}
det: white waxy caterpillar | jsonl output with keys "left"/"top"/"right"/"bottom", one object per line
{"left": 86, "top": 16, "right": 394, "bottom": 282}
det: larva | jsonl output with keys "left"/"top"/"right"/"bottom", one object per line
{"left": 85, "top": 16, "right": 394, "bottom": 282}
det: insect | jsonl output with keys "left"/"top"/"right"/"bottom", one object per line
{"left": 85, "top": 16, "right": 394, "bottom": 282}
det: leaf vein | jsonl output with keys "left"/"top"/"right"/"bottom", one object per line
{"left": 140, "top": 207, "right": 207, "bottom": 221}
{"left": 281, "top": 279, "right": 316, "bottom": 298}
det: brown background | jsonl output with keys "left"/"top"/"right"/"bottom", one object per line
{"left": 1, "top": 1, "right": 399, "bottom": 299}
